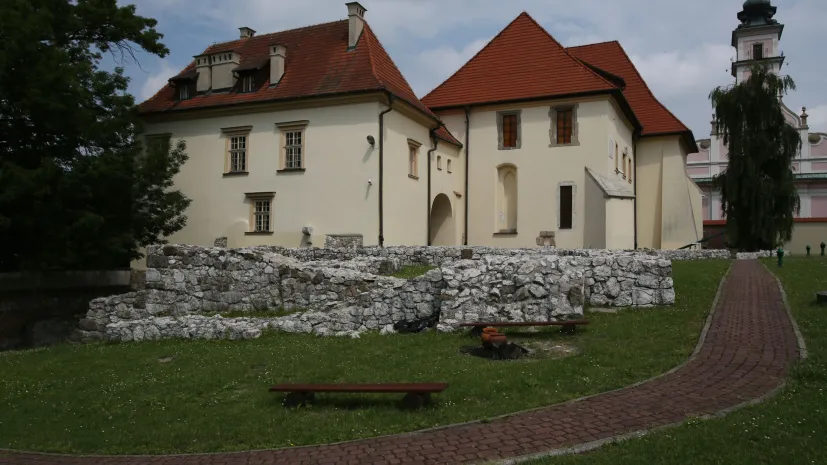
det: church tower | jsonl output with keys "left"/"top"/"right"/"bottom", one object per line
{"left": 731, "top": 0, "right": 785, "bottom": 84}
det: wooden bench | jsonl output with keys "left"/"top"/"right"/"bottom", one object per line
{"left": 459, "top": 320, "right": 589, "bottom": 337}
{"left": 269, "top": 382, "right": 449, "bottom": 410}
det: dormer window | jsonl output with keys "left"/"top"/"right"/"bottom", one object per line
{"left": 241, "top": 75, "right": 254, "bottom": 93}
{"left": 752, "top": 43, "right": 763, "bottom": 60}
{"left": 179, "top": 85, "right": 190, "bottom": 100}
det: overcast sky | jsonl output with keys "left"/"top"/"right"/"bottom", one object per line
{"left": 122, "top": 0, "right": 827, "bottom": 140}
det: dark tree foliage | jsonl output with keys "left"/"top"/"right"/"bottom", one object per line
{"left": 0, "top": 0, "right": 191, "bottom": 271}
{"left": 711, "top": 64, "right": 801, "bottom": 252}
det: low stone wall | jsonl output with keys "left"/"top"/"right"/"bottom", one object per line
{"left": 735, "top": 250, "right": 773, "bottom": 260}
{"left": 74, "top": 243, "right": 679, "bottom": 342}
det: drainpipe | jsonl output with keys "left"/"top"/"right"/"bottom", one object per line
{"left": 426, "top": 128, "right": 439, "bottom": 245}
{"left": 378, "top": 92, "right": 394, "bottom": 248}
{"left": 463, "top": 107, "right": 471, "bottom": 245}
{"left": 633, "top": 132, "right": 639, "bottom": 250}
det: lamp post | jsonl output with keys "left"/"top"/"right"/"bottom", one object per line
{"left": 777, "top": 247, "right": 784, "bottom": 268}
{"left": 806, "top": 245, "right": 811, "bottom": 257}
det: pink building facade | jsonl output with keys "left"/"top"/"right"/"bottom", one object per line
{"left": 686, "top": 0, "right": 827, "bottom": 223}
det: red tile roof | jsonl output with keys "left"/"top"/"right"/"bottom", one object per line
{"left": 420, "top": 12, "right": 619, "bottom": 110}
{"left": 567, "top": 41, "right": 693, "bottom": 138}
{"left": 137, "top": 20, "right": 462, "bottom": 147}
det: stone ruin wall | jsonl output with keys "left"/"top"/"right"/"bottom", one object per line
{"left": 73, "top": 244, "right": 686, "bottom": 343}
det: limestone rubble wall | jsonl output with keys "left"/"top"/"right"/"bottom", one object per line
{"left": 74, "top": 244, "right": 691, "bottom": 343}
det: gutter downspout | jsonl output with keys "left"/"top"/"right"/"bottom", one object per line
{"left": 633, "top": 131, "right": 639, "bottom": 250}
{"left": 463, "top": 107, "right": 471, "bottom": 245}
{"left": 378, "top": 92, "right": 394, "bottom": 248}
{"left": 426, "top": 128, "right": 439, "bottom": 245}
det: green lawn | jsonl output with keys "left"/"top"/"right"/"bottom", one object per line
{"left": 390, "top": 264, "right": 436, "bottom": 279}
{"left": 530, "top": 257, "right": 827, "bottom": 465}
{"left": 0, "top": 260, "right": 729, "bottom": 455}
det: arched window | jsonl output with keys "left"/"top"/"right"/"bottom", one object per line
{"left": 496, "top": 164, "right": 518, "bottom": 233}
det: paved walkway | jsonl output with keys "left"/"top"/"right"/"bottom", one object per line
{"left": 1, "top": 260, "right": 802, "bottom": 465}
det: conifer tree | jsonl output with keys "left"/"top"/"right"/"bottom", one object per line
{"left": 710, "top": 64, "right": 800, "bottom": 251}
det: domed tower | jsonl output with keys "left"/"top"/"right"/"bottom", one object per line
{"left": 731, "top": 0, "right": 785, "bottom": 83}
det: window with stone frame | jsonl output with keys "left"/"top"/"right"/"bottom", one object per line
{"left": 276, "top": 120, "right": 309, "bottom": 171}
{"left": 245, "top": 192, "right": 275, "bottom": 234}
{"left": 752, "top": 42, "right": 763, "bottom": 60}
{"left": 437, "top": 155, "right": 442, "bottom": 170}
{"left": 559, "top": 184, "right": 574, "bottom": 230}
{"left": 408, "top": 139, "right": 421, "bottom": 178}
{"left": 447, "top": 159, "right": 452, "bottom": 173}
{"left": 221, "top": 126, "right": 252, "bottom": 175}
{"left": 145, "top": 133, "right": 171, "bottom": 155}
{"left": 229, "top": 135, "right": 247, "bottom": 172}
{"left": 497, "top": 111, "right": 521, "bottom": 150}
{"left": 549, "top": 104, "right": 579, "bottom": 147}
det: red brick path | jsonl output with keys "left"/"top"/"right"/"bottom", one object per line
{"left": 1, "top": 260, "right": 801, "bottom": 464}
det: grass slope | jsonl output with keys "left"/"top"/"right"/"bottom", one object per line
{"left": 0, "top": 260, "right": 729, "bottom": 455}
{"left": 532, "top": 257, "right": 827, "bottom": 465}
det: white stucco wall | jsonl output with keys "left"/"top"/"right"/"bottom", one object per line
{"left": 442, "top": 96, "right": 634, "bottom": 249}
{"left": 583, "top": 175, "right": 606, "bottom": 249}
{"left": 637, "top": 135, "right": 701, "bottom": 249}
{"left": 141, "top": 101, "right": 383, "bottom": 251}
{"left": 605, "top": 198, "right": 635, "bottom": 250}
{"left": 383, "top": 110, "right": 431, "bottom": 246}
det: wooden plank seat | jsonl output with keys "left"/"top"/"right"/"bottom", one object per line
{"left": 459, "top": 320, "right": 589, "bottom": 337}
{"left": 269, "top": 382, "right": 448, "bottom": 409}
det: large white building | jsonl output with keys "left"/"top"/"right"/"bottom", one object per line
{"left": 136, "top": 2, "right": 703, "bottom": 265}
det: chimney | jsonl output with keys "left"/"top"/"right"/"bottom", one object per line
{"left": 194, "top": 54, "right": 212, "bottom": 93}
{"left": 239, "top": 27, "right": 256, "bottom": 39}
{"left": 346, "top": 2, "right": 367, "bottom": 49}
{"left": 270, "top": 44, "right": 286, "bottom": 85}
{"left": 801, "top": 107, "right": 809, "bottom": 128}
{"left": 710, "top": 113, "right": 717, "bottom": 136}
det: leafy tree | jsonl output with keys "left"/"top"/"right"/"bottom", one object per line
{"left": 710, "top": 64, "right": 801, "bottom": 252}
{"left": 0, "top": 0, "right": 191, "bottom": 271}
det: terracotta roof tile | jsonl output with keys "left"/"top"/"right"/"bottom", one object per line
{"left": 138, "top": 19, "right": 462, "bottom": 148}
{"left": 567, "top": 41, "right": 693, "bottom": 138}
{"left": 420, "top": 12, "right": 618, "bottom": 109}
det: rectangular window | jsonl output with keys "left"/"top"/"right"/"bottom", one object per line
{"left": 409, "top": 146, "right": 418, "bottom": 177}
{"left": 179, "top": 85, "right": 190, "bottom": 100}
{"left": 556, "top": 108, "right": 573, "bottom": 144}
{"left": 229, "top": 135, "right": 247, "bottom": 172}
{"left": 241, "top": 75, "right": 254, "bottom": 93}
{"left": 628, "top": 157, "right": 633, "bottom": 183}
{"left": 621, "top": 153, "right": 627, "bottom": 179}
{"left": 437, "top": 155, "right": 442, "bottom": 170}
{"left": 560, "top": 185, "right": 573, "bottom": 230}
{"left": 447, "top": 159, "right": 452, "bottom": 173}
{"left": 502, "top": 114, "right": 518, "bottom": 148}
{"left": 752, "top": 43, "right": 763, "bottom": 60}
{"left": 284, "top": 131, "right": 302, "bottom": 169}
{"left": 253, "top": 200, "right": 271, "bottom": 232}
{"left": 615, "top": 143, "right": 619, "bottom": 172}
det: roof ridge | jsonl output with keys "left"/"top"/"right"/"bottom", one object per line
{"left": 202, "top": 19, "right": 348, "bottom": 54}
{"left": 519, "top": 13, "right": 618, "bottom": 90}
{"left": 607, "top": 41, "right": 690, "bottom": 134}
{"left": 421, "top": 13, "right": 530, "bottom": 100}
{"left": 567, "top": 39, "right": 621, "bottom": 50}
